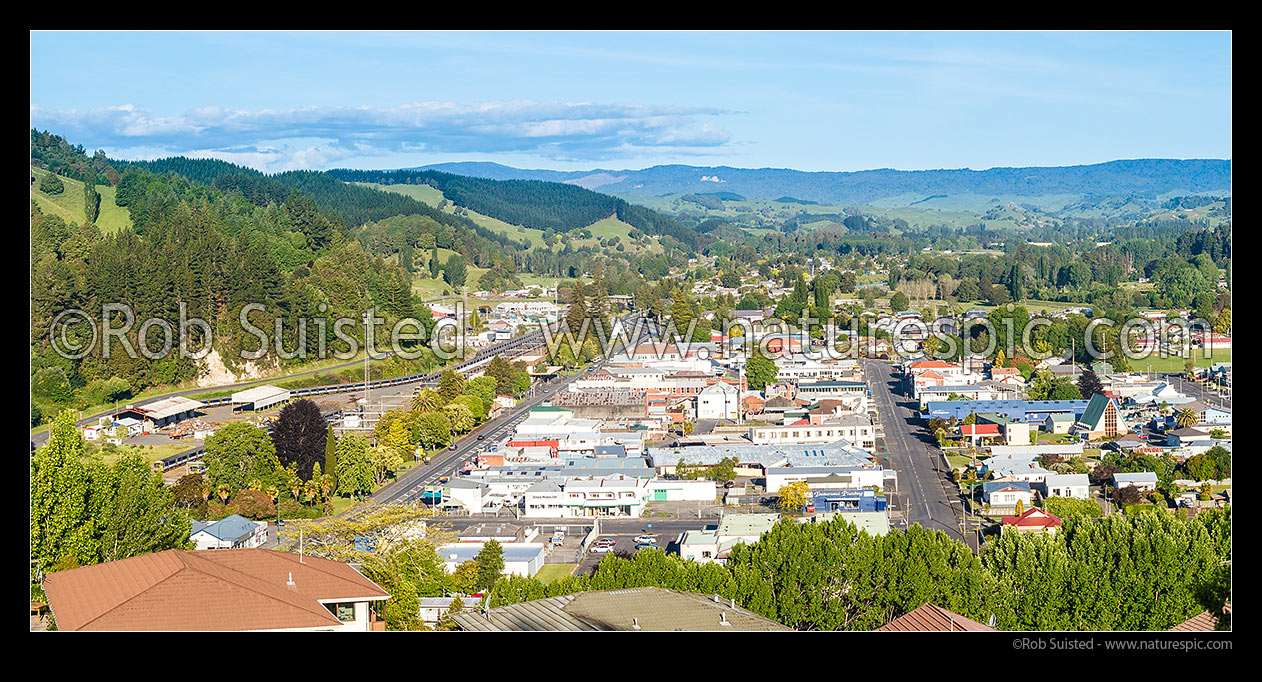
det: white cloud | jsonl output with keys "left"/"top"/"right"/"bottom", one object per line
{"left": 31, "top": 100, "right": 737, "bottom": 170}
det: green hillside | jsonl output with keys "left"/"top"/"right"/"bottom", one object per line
{"left": 364, "top": 182, "right": 549, "bottom": 250}
{"left": 30, "top": 166, "right": 132, "bottom": 233}
{"left": 368, "top": 182, "right": 662, "bottom": 256}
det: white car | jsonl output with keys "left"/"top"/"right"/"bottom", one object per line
{"left": 633, "top": 535, "right": 656, "bottom": 545}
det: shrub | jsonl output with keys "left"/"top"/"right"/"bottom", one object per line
{"left": 39, "top": 173, "right": 64, "bottom": 195}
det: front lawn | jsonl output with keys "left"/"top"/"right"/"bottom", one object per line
{"left": 535, "top": 564, "right": 577, "bottom": 584}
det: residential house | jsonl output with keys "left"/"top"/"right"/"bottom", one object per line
{"left": 42, "top": 549, "right": 389, "bottom": 631}
{"left": 1113, "top": 472, "right": 1159, "bottom": 493}
{"left": 1001, "top": 508, "right": 1062, "bottom": 535}
{"left": 981, "top": 481, "right": 1035, "bottom": 508}
{"left": 189, "top": 514, "right": 269, "bottom": 550}
{"left": 876, "top": 603, "right": 994, "bottom": 632}
{"left": 1041, "top": 473, "right": 1091, "bottom": 500}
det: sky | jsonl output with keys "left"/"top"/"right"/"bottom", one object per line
{"left": 29, "top": 31, "right": 1231, "bottom": 174}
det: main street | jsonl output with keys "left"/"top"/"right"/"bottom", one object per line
{"left": 371, "top": 312, "right": 647, "bottom": 507}
{"left": 371, "top": 366, "right": 598, "bottom": 506}
{"left": 1160, "top": 372, "right": 1232, "bottom": 410}
{"left": 864, "top": 360, "right": 971, "bottom": 548}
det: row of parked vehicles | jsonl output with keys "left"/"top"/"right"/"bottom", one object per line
{"left": 589, "top": 534, "right": 658, "bottom": 553}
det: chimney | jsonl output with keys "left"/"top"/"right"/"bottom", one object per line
{"left": 631, "top": 617, "right": 641, "bottom": 630}
{"left": 286, "top": 572, "right": 295, "bottom": 587}
{"left": 720, "top": 611, "right": 731, "bottom": 626}
{"left": 712, "top": 593, "right": 720, "bottom": 603}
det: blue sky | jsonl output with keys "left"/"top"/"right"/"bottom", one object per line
{"left": 30, "top": 31, "right": 1231, "bottom": 173}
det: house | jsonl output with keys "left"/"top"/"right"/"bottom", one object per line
{"left": 1072, "top": 393, "right": 1126, "bottom": 440}
{"left": 958, "top": 423, "right": 1001, "bottom": 445}
{"left": 976, "top": 413, "right": 1031, "bottom": 445}
{"left": 1001, "top": 508, "right": 1062, "bottom": 535}
{"left": 1113, "top": 472, "right": 1159, "bottom": 492}
{"left": 41, "top": 549, "right": 390, "bottom": 631}
{"left": 450, "top": 587, "right": 790, "bottom": 631}
{"left": 189, "top": 514, "right": 269, "bottom": 550}
{"left": 1043, "top": 413, "right": 1078, "bottom": 434}
{"left": 1167, "top": 427, "right": 1211, "bottom": 447}
{"left": 981, "top": 481, "right": 1034, "bottom": 508}
{"left": 876, "top": 603, "right": 994, "bottom": 631}
{"left": 1041, "top": 473, "right": 1091, "bottom": 500}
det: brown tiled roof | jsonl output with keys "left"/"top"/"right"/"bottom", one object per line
{"left": 43, "top": 549, "right": 389, "bottom": 631}
{"left": 1170, "top": 609, "right": 1225, "bottom": 631}
{"left": 876, "top": 603, "right": 994, "bottom": 632}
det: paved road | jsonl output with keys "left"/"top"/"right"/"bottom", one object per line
{"left": 370, "top": 312, "right": 646, "bottom": 508}
{"left": 1160, "top": 373, "right": 1231, "bottom": 410}
{"left": 864, "top": 360, "right": 969, "bottom": 547}
{"left": 370, "top": 367, "right": 599, "bottom": 506}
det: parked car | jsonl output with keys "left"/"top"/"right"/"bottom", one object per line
{"left": 633, "top": 535, "right": 656, "bottom": 544}
{"left": 439, "top": 476, "right": 450, "bottom": 483}
{"left": 724, "top": 480, "right": 736, "bottom": 489}
{"left": 590, "top": 539, "right": 616, "bottom": 553}
{"left": 449, "top": 444, "right": 458, "bottom": 450}
{"left": 635, "top": 543, "right": 657, "bottom": 551}
{"left": 477, "top": 434, "right": 486, "bottom": 441}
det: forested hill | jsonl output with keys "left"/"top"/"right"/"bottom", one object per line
{"left": 326, "top": 168, "right": 704, "bottom": 252}
{"left": 114, "top": 156, "right": 530, "bottom": 261}
{"left": 411, "top": 159, "right": 1233, "bottom": 205}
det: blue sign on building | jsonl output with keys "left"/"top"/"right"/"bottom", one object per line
{"left": 808, "top": 488, "right": 887, "bottom": 513}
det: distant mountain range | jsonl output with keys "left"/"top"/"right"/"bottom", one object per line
{"left": 411, "top": 159, "right": 1232, "bottom": 205}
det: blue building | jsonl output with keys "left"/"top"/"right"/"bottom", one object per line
{"left": 923, "top": 400, "right": 1089, "bottom": 424}
{"left": 808, "top": 487, "right": 887, "bottom": 513}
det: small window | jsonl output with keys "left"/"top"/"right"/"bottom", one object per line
{"left": 326, "top": 603, "right": 356, "bottom": 621}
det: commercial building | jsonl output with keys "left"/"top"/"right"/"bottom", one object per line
{"left": 439, "top": 543, "right": 547, "bottom": 578}
{"left": 112, "top": 396, "right": 206, "bottom": 430}
{"left": 748, "top": 414, "right": 875, "bottom": 450}
{"left": 230, "top": 384, "right": 292, "bottom": 411}
{"left": 924, "top": 399, "right": 1091, "bottom": 424}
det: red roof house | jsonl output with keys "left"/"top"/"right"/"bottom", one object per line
{"left": 1000, "top": 508, "right": 1062, "bottom": 535}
